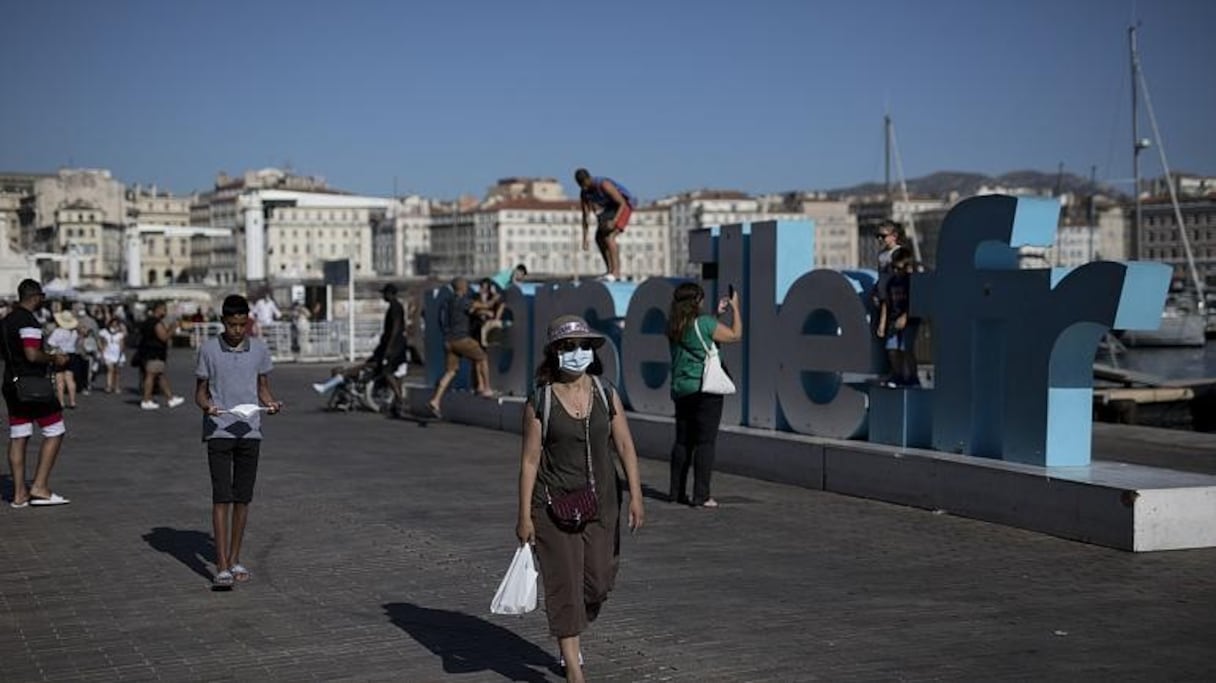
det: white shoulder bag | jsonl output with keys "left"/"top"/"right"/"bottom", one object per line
{"left": 693, "top": 319, "right": 736, "bottom": 395}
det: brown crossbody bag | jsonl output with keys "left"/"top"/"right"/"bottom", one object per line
{"left": 540, "top": 377, "right": 611, "bottom": 529}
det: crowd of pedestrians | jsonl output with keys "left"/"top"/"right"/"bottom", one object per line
{"left": 3, "top": 214, "right": 924, "bottom": 681}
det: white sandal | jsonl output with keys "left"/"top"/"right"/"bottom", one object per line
{"left": 212, "top": 570, "right": 234, "bottom": 589}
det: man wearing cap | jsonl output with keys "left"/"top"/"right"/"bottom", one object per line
{"left": 3, "top": 279, "right": 72, "bottom": 507}
{"left": 370, "top": 283, "right": 409, "bottom": 415}
{"left": 426, "top": 277, "right": 492, "bottom": 417}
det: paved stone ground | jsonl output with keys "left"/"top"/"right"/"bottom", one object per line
{"left": 2, "top": 358, "right": 1215, "bottom": 682}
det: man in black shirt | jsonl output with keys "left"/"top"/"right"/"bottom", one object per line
{"left": 3, "top": 279, "right": 71, "bottom": 507}
{"left": 370, "top": 283, "right": 408, "bottom": 415}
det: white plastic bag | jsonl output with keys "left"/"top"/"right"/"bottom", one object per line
{"left": 490, "top": 544, "right": 538, "bottom": 615}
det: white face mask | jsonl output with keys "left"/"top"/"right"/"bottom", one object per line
{"left": 558, "top": 347, "right": 594, "bottom": 374}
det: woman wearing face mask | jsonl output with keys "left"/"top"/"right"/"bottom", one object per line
{"left": 667, "top": 282, "right": 743, "bottom": 508}
{"left": 517, "top": 315, "right": 644, "bottom": 683}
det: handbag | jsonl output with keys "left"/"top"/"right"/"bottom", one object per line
{"left": 2, "top": 320, "right": 57, "bottom": 404}
{"left": 693, "top": 320, "right": 736, "bottom": 395}
{"left": 543, "top": 387, "right": 599, "bottom": 529}
{"left": 490, "top": 544, "right": 539, "bottom": 615}
{"left": 12, "top": 375, "right": 57, "bottom": 404}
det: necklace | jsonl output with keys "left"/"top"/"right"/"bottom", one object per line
{"left": 555, "top": 379, "right": 592, "bottom": 418}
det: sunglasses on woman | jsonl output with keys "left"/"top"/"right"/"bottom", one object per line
{"left": 554, "top": 340, "right": 596, "bottom": 352}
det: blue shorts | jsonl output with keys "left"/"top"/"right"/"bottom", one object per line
{"left": 886, "top": 318, "right": 920, "bottom": 352}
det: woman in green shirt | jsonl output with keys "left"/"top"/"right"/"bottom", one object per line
{"left": 666, "top": 283, "right": 743, "bottom": 507}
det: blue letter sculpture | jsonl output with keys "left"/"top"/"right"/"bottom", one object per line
{"left": 423, "top": 195, "right": 1170, "bottom": 470}
{"left": 912, "top": 195, "right": 1170, "bottom": 467}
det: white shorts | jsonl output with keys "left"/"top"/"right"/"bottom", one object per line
{"left": 10, "top": 417, "right": 66, "bottom": 439}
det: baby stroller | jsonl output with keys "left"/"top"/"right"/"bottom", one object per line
{"left": 324, "top": 364, "right": 398, "bottom": 413}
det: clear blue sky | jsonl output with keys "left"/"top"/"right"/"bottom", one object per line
{"left": 2, "top": 0, "right": 1212, "bottom": 201}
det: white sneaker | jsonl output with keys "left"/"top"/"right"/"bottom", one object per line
{"left": 167, "top": 396, "right": 185, "bottom": 409}
{"left": 597, "top": 273, "right": 617, "bottom": 283}
{"left": 312, "top": 382, "right": 330, "bottom": 395}
{"left": 140, "top": 400, "right": 160, "bottom": 410}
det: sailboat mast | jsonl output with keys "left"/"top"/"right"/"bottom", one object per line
{"left": 1131, "top": 24, "right": 1206, "bottom": 310}
{"left": 887, "top": 117, "right": 923, "bottom": 263}
{"left": 1130, "top": 26, "right": 1143, "bottom": 249}
{"left": 884, "top": 114, "right": 892, "bottom": 199}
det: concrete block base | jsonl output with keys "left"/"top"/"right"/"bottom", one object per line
{"left": 868, "top": 385, "right": 933, "bottom": 449}
{"left": 403, "top": 382, "right": 1216, "bottom": 551}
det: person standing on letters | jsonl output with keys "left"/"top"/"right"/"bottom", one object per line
{"left": 876, "top": 247, "right": 920, "bottom": 387}
{"left": 576, "top": 168, "right": 636, "bottom": 283}
{"left": 195, "top": 294, "right": 282, "bottom": 589}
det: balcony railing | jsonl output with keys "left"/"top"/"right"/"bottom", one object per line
{"left": 185, "top": 320, "right": 387, "bottom": 362}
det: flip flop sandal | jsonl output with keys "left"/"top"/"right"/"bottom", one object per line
{"left": 10, "top": 500, "right": 29, "bottom": 509}
{"left": 29, "top": 493, "right": 70, "bottom": 506}
{"left": 212, "top": 570, "right": 235, "bottom": 590}
{"left": 230, "top": 564, "right": 251, "bottom": 583}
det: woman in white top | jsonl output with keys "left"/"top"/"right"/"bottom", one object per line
{"left": 98, "top": 317, "right": 126, "bottom": 394}
{"left": 48, "top": 311, "right": 80, "bottom": 408}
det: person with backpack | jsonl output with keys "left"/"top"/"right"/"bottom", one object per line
{"left": 516, "top": 315, "right": 645, "bottom": 683}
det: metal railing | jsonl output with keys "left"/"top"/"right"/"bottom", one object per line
{"left": 185, "top": 320, "right": 385, "bottom": 362}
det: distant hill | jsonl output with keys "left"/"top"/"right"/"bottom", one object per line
{"left": 829, "top": 170, "right": 1122, "bottom": 199}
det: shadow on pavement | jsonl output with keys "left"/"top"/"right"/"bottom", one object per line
{"left": 640, "top": 483, "right": 674, "bottom": 503}
{"left": 383, "top": 602, "right": 558, "bottom": 682}
{"left": 142, "top": 527, "right": 217, "bottom": 581}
